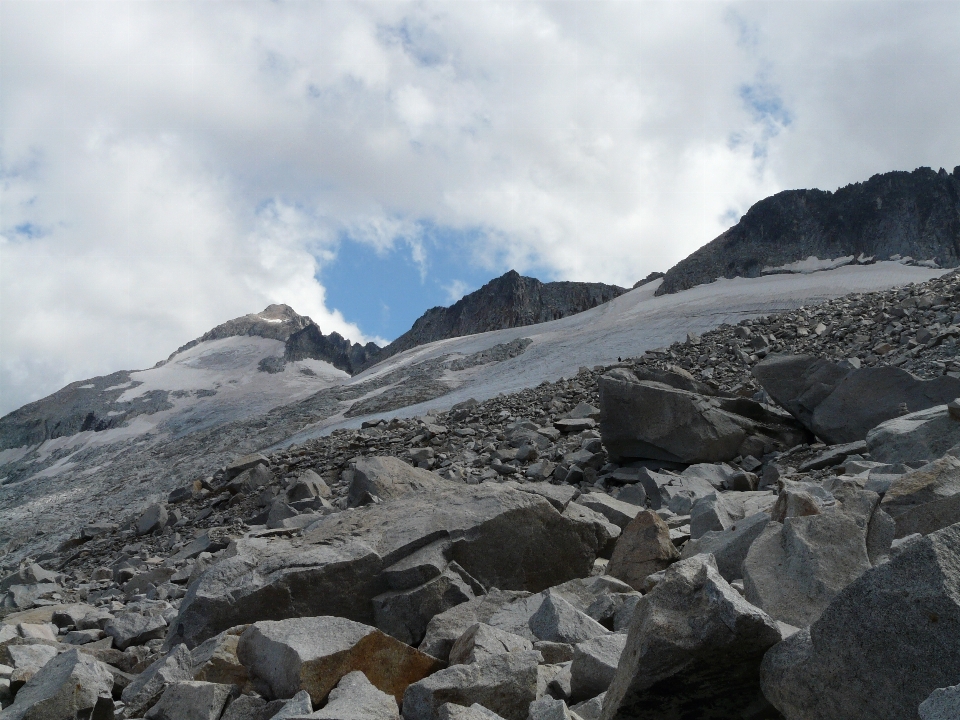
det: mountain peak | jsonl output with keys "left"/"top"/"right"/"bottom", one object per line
{"left": 254, "top": 304, "right": 304, "bottom": 323}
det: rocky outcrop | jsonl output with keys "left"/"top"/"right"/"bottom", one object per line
{"left": 657, "top": 165, "right": 960, "bottom": 295}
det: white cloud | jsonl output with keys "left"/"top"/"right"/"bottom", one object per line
{"left": 442, "top": 280, "right": 471, "bottom": 304}
{"left": 2, "top": 0, "right": 959, "bottom": 414}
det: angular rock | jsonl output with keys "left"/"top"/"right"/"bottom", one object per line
{"left": 569, "top": 633, "right": 627, "bottom": 702}
{"left": 606, "top": 511, "right": 680, "bottom": 591}
{"left": 144, "top": 680, "right": 235, "bottom": 720}
{"left": 271, "top": 690, "right": 313, "bottom": 719}
{"left": 402, "top": 650, "right": 540, "bottom": 720}
{"left": 743, "top": 510, "right": 871, "bottom": 628}
{"left": 598, "top": 369, "right": 808, "bottom": 464}
{"left": 105, "top": 611, "right": 167, "bottom": 650}
{"left": 437, "top": 703, "right": 508, "bottom": 720}
{"left": 760, "top": 523, "right": 960, "bottom": 720}
{"left": 137, "top": 503, "right": 170, "bottom": 536}
{"left": 919, "top": 683, "right": 960, "bottom": 720}
{"left": 219, "top": 694, "right": 275, "bottom": 720}
{"left": 449, "top": 624, "right": 532, "bottom": 666}
{"left": 1, "top": 648, "right": 114, "bottom": 720}
{"left": 880, "top": 454, "right": 960, "bottom": 537}
{"left": 349, "top": 456, "right": 448, "bottom": 507}
{"left": 225, "top": 453, "right": 269, "bottom": 481}
{"left": 866, "top": 404, "right": 960, "bottom": 464}
{"left": 657, "top": 475, "right": 715, "bottom": 515}
{"left": 528, "top": 697, "right": 576, "bottom": 720}
{"left": 575, "top": 494, "right": 640, "bottom": 529}
{"left": 237, "top": 616, "right": 443, "bottom": 706}
{"left": 528, "top": 592, "right": 608, "bottom": 645}
{"left": 689, "top": 492, "right": 745, "bottom": 539}
{"left": 419, "top": 591, "right": 533, "bottom": 663}
{"left": 599, "top": 555, "right": 782, "bottom": 719}
{"left": 0, "top": 565, "right": 58, "bottom": 593}
{"left": 312, "top": 670, "right": 400, "bottom": 720}
{"left": 681, "top": 511, "right": 770, "bottom": 581}
{"left": 752, "top": 354, "right": 960, "bottom": 444}
{"left": 121, "top": 643, "right": 194, "bottom": 718}
{"left": 190, "top": 626, "right": 249, "bottom": 687}
{"left": 4, "top": 643, "right": 58, "bottom": 689}
{"left": 288, "top": 469, "right": 331, "bottom": 501}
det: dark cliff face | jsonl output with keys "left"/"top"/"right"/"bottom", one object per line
{"left": 366, "top": 270, "right": 627, "bottom": 368}
{"left": 284, "top": 325, "right": 380, "bottom": 375}
{"left": 657, "top": 166, "right": 960, "bottom": 295}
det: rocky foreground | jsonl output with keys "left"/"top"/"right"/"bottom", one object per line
{"left": 4, "top": 272, "right": 960, "bottom": 719}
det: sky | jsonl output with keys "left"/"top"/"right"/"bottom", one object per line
{"left": 2, "top": 1, "right": 959, "bottom": 415}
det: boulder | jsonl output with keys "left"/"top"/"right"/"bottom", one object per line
{"left": 919, "top": 683, "right": 960, "bottom": 720}
{"left": 527, "top": 592, "right": 609, "bottom": 645}
{"left": 657, "top": 475, "right": 716, "bottom": 515}
{"left": 312, "top": 670, "right": 400, "bottom": 720}
{"left": 104, "top": 611, "right": 167, "bottom": 650}
{"left": 144, "top": 680, "right": 235, "bottom": 720}
{"left": 680, "top": 511, "right": 771, "bottom": 581}
{"left": 575, "top": 495, "right": 640, "bottom": 529}
{"left": 121, "top": 643, "right": 194, "bottom": 718}
{"left": 866, "top": 403, "right": 960, "bottom": 463}
{"left": 689, "top": 492, "right": 744, "bottom": 539}
{"left": 137, "top": 503, "right": 169, "bottom": 535}
{"left": 569, "top": 634, "right": 627, "bottom": 702}
{"left": 349, "top": 456, "right": 448, "bottom": 507}
{"left": 190, "top": 626, "right": 249, "bottom": 687}
{"left": 606, "top": 511, "right": 680, "bottom": 591}
{"left": 271, "top": 690, "right": 313, "bottom": 719}
{"left": 880, "top": 454, "right": 960, "bottom": 537}
{"left": 598, "top": 368, "right": 808, "bottom": 464}
{"left": 219, "top": 695, "right": 282, "bottom": 720}
{"left": 237, "top": 616, "right": 443, "bottom": 705}
{"left": 437, "top": 704, "right": 508, "bottom": 719}
{"left": 528, "top": 697, "right": 577, "bottom": 720}
{"left": 3, "top": 643, "right": 58, "bottom": 689}
{"left": 419, "top": 591, "right": 534, "bottom": 663}
{"left": 288, "top": 469, "right": 331, "bottom": 501}
{"left": 168, "top": 484, "right": 603, "bottom": 649}
{"left": 401, "top": 650, "right": 540, "bottom": 720}
{"left": 449, "top": 624, "right": 532, "bottom": 666}
{"left": 0, "top": 565, "right": 58, "bottom": 593}
{"left": 760, "top": 522, "right": 960, "bottom": 720}
{"left": 752, "top": 354, "right": 960, "bottom": 444}
{"left": 599, "top": 555, "right": 782, "bottom": 719}
{"left": 743, "top": 510, "right": 871, "bottom": 628}
{"left": 1, "top": 648, "right": 114, "bottom": 720}
{"left": 224, "top": 453, "right": 269, "bottom": 480}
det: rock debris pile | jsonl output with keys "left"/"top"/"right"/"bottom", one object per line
{"left": 4, "top": 272, "right": 960, "bottom": 719}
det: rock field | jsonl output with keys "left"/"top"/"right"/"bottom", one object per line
{"left": 3, "top": 270, "right": 960, "bottom": 718}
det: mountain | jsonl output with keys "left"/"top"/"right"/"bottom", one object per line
{"left": 370, "top": 270, "right": 628, "bottom": 365}
{"left": 658, "top": 165, "right": 960, "bottom": 295}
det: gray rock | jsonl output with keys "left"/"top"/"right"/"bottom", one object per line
{"left": 349, "top": 456, "right": 449, "bottom": 507}
{"left": 225, "top": 453, "right": 269, "bottom": 480}
{"left": 104, "top": 611, "right": 167, "bottom": 650}
{"left": 752, "top": 354, "right": 960, "bottom": 444}
{"left": 575, "top": 495, "right": 640, "bottom": 529}
{"left": 190, "top": 627, "right": 249, "bottom": 687}
{"left": 606, "top": 511, "right": 680, "bottom": 591}
{"left": 271, "top": 690, "right": 313, "bottom": 719}
{"left": 419, "top": 590, "right": 533, "bottom": 663}
{"left": 449, "top": 624, "right": 532, "bottom": 666}
{"left": 599, "top": 555, "right": 782, "bottom": 720}
{"left": 760, "top": 522, "right": 960, "bottom": 720}
{"left": 689, "top": 492, "right": 744, "bottom": 539}
{"left": 219, "top": 695, "right": 275, "bottom": 720}
{"left": 121, "top": 643, "right": 194, "bottom": 718}
{"left": 144, "top": 680, "right": 236, "bottom": 720}
{"left": 237, "top": 616, "right": 443, "bottom": 706}
{"left": 611, "top": 484, "right": 646, "bottom": 507}
{"left": 229, "top": 463, "right": 274, "bottom": 494}
{"left": 4, "top": 644, "right": 59, "bottom": 689}
{"left": 402, "top": 650, "right": 540, "bottom": 720}
{"left": 919, "top": 683, "right": 960, "bottom": 720}
{"left": 437, "top": 703, "right": 508, "bottom": 719}
{"left": 570, "top": 694, "right": 603, "bottom": 720}
{"left": 867, "top": 404, "right": 960, "bottom": 464}
{"left": 0, "top": 648, "right": 114, "bottom": 720}
{"left": 658, "top": 475, "right": 716, "bottom": 515}
{"left": 743, "top": 511, "right": 871, "bottom": 627}
{"left": 266, "top": 501, "right": 299, "bottom": 529}
{"left": 527, "top": 592, "right": 609, "bottom": 645}
{"left": 569, "top": 634, "right": 627, "bottom": 702}
{"left": 680, "top": 511, "right": 770, "bottom": 581}
{"left": 880, "top": 454, "right": 960, "bottom": 537}
{"left": 527, "top": 697, "right": 576, "bottom": 720}
{"left": 0, "top": 564, "right": 59, "bottom": 592}
{"left": 681, "top": 462, "right": 744, "bottom": 489}
{"left": 598, "top": 369, "right": 807, "bottom": 464}
{"left": 137, "top": 503, "right": 169, "bottom": 535}
{"left": 312, "top": 670, "right": 400, "bottom": 720}
{"left": 169, "top": 484, "right": 603, "bottom": 649}
{"left": 514, "top": 484, "right": 579, "bottom": 512}
{"left": 288, "top": 469, "right": 331, "bottom": 500}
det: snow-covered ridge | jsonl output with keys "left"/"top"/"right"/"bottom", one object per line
{"left": 762, "top": 254, "right": 941, "bottom": 276}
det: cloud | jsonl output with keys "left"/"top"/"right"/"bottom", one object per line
{"left": 2, "top": 0, "right": 959, "bottom": 414}
{"left": 443, "top": 279, "right": 471, "bottom": 304}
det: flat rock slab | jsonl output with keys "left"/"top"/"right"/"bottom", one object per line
{"left": 144, "top": 680, "right": 235, "bottom": 720}
{"left": 867, "top": 404, "right": 960, "bottom": 463}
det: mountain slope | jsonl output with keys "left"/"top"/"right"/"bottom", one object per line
{"left": 658, "top": 166, "right": 960, "bottom": 295}
{"left": 371, "top": 270, "right": 627, "bottom": 365}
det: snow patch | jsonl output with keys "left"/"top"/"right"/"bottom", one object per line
{"left": 77, "top": 384, "right": 95, "bottom": 389}
{"left": 762, "top": 255, "right": 855, "bottom": 275}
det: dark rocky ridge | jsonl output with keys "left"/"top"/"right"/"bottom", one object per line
{"left": 658, "top": 166, "right": 960, "bottom": 295}
{"left": 368, "top": 271, "right": 627, "bottom": 368}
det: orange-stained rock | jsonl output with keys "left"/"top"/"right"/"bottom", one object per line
{"left": 606, "top": 510, "right": 679, "bottom": 590}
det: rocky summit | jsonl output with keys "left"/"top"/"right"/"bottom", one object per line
{"left": 4, "top": 179, "right": 960, "bottom": 718}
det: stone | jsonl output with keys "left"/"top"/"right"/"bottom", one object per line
{"left": 16, "top": 624, "right": 56, "bottom": 642}
{"left": 104, "top": 611, "right": 167, "bottom": 650}
{"left": 689, "top": 492, "right": 744, "bottom": 539}
{"left": 606, "top": 511, "right": 680, "bottom": 591}
{"left": 742, "top": 510, "right": 872, "bottom": 628}
{"left": 271, "top": 690, "right": 313, "bottom": 719}
{"left": 575, "top": 495, "right": 640, "bottom": 529}
{"left": 599, "top": 555, "right": 782, "bottom": 720}
{"left": 144, "top": 680, "right": 236, "bottom": 720}
{"left": 312, "top": 670, "right": 400, "bottom": 720}
{"left": 880, "top": 454, "right": 960, "bottom": 537}
{"left": 219, "top": 695, "right": 275, "bottom": 720}
{"left": 598, "top": 369, "right": 808, "bottom": 464}
{"left": 225, "top": 453, "right": 269, "bottom": 481}
{"left": 349, "top": 456, "right": 448, "bottom": 507}
{"left": 658, "top": 476, "right": 715, "bottom": 515}
{"left": 570, "top": 694, "right": 604, "bottom": 720}
{"left": 418, "top": 591, "right": 533, "bottom": 663}
{"left": 190, "top": 626, "right": 249, "bottom": 687}
{"left": 527, "top": 592, "right": 609, "bottom": 645}
{"left": 169, "top": 484, "right": 603, "bottom": 649}
{"left": 449, "top": 624, "right": 532, "bottom": 666}
{"left": 0, "top": 565, "right": 59, "bottom": 593}
{"left": 4, "top": 644, "right": 59, "bottom": 689}
{"left": 528, "top": 697, "right": 576, "bottom": 720}
{"left": 919, "top": 683, "right": 960, "bottom": 720}
{"left": 680, "top": 511, "right": 770, "bottom": 581}
{"left": 752, "top": 354, "right": 960, "bottom": 444}
{"left": 138, "top": 503, "right": 170, "bottom": 536}
{"left": 0, "top": 648, "right": 114, "bottom": 720}
{"left": 680, "top": 462, "right": 744, "bottom": 489}
{"left": 266, "top": 501, "right": 299, "bottom": 529}
{"left": 867, "top": 404, "right": 960, "bottom": 464}
{"left": 514, "top": 483, "right": 579, "bottom": 512}
{"left": 289, "top": 469, "right": 332, "bottom": 500}
{"left": 237, "top": 616, "right": 443, "bottom": 706}
{"left": 569, "top": 634, "right": 627, "bottom": 703}
{"left": 554, "top": 419, "right": 596, "bottom": 434}
{"left": 121, "top": 643, "right": 194, "bottom": 717}
{"left": 401, "top": 650, "right": 540, "bottom": 720}
{"left": 797, "top": 441, "right": 868, "bottom": 472}
{"left": 229, "top": 463, "right": 274, "bottom": 494}
{"left": 437, "top": 704, "right": 508, "bottom": 720}
{"left": 611, "top": 484, "right": 646, "bottom": 508}
{"left": 760, "top": 523, "right": 960, "bottom": 720}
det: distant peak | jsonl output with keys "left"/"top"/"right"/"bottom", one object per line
{"left": 255, "top": 304, "right": 303, "bottom": 323}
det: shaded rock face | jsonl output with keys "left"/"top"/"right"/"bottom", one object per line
{"left": 370, "top": 270, "right": 627, "bottom": 367}
{"left": 760, "top": 522, "right": 960, "bottom": 720}
{"left": 284, "top": 323, "right": 380, "bottom": 375}
{"left": 599, "top": 555, "right": 782, "bottom": 720}
{"left": 752, "top": 354, "right": 960, "bottom": 444}
{"left": 867, "top": 403, "right": 960, "bottom": 464}
{"left": 657, "top": 165, "right": 960, "bottom": 295}
{"left": 598, "top": 368, "right": 809, "bottom": 463}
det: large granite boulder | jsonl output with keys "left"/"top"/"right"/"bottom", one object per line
{"left": 680, "top": 511, "right": 771, "bottom": 581}
{"left": 1, "top": 647, "right": 114, "bottom": 720}
{"left": 599, "top": 368, "right": 808, "bottom": 464}
{"left": 881, "top": 454, "right": 960, "bottom": 537}
{"left": 760, "top": 522, "right": 960, "bottom": 720}
{"left": 606, "top": 511, "right": 679, "bottom": 591}
{"left": 867, "top": 403, "right": 960, "bottom": 463}
{"left": 167, "top": 484, "right": 603, "bottom": 648}
{"left": 349, "top": 456, "right": 449, "bottom": 507}
{"left": 599, "top": 554, "right": 782, "bottom": 719}
{"left": 312, "top": 670, "right": 401, "bottom": 720}
{"left": 753, "top": 354, "right": 960, "bottom": 444}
